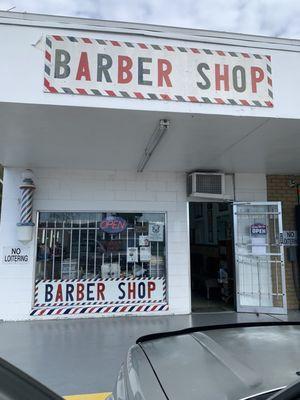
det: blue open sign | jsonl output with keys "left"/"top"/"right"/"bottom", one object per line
{"left": 251, "top": 223, "right": 267, "bottom": 236}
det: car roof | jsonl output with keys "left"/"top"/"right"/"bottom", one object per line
{"left": 137, "top": 322, "right": 300, "bottom": 400}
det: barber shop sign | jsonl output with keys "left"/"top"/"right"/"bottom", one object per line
{"left": 44, "top": 35, "right": 273, "bottom": 107}
{"left": 31, "top": 277, "right": 168, "bottom": 316}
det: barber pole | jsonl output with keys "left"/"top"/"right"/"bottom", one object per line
{"left": 20, "top": 176, "right": 35, "bottom": 224}
{"left": 17, "top": 170, "right": 36, "bottom": 242}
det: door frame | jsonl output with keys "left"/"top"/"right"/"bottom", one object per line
{"left": 233, "top": 201, "right": 287, "bottom": 315}
{"left": 189, "top": 200, "right": 236, "bottom": 313}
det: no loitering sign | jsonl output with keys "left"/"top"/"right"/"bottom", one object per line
{"left": 44, "top": 35, "right": 273, "bottom": 107}
{"left": 3, "top": 247, "right": 30, "bottom": 264}
{"left": 280, "top": 231, "right": 298, "bottom": 246}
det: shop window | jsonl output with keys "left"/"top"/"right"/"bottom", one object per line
{"left": 33, "top": 212, "right": 168, "bottom": 315}
{"left": 36, "top": 212, "right": 166, "bottom": 280}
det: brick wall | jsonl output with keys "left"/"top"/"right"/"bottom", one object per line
{"left": 267, "top": 175, "right": 300, "bottom": 310}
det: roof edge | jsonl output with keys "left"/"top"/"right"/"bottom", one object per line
{"left": 1, "top": 10, "right": 300, "bottom": 51}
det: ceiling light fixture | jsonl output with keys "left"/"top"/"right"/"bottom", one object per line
{"left": 137, "top": 119, "right": 170, "bottom": 173}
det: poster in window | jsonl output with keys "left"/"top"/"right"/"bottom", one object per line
{"left": 105, "top": 240, "right": 122, "bottom": 252}
{"left": 61, "top": 259, "right": 77, "bottom": 279}
{"left": 149, "top": 222, "right": 164, "bottom": 242}
{"left": 127, "top": 247, "right": 138, "bottom": 262}
{"left": 139, "top": 235, "right": 149, "bottom": 247}
{"left": 140, "top": 246, "right": 151, "bottom": 262}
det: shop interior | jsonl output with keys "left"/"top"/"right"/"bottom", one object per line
{"left": 189, "top": 202, "right": 235, "bottom": 312}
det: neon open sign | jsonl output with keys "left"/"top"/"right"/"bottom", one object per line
{"left": 100, "top": 216, "right": 127, "bottom": 234}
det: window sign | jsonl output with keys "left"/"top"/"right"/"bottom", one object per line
{"left": 251, "top": 223, "right": 267, "bottom": 237}
{"left": 100, "top": 216, "right": 127, "bottom": 234}
{"left": 250, "top": 223, "right": 267, "bottom": 255}
{"left": 139, "top": 235, "right": 149, "bottom": 246}
{"left": 140, "top": 246, "right": 151, "bottom": 262}
{"left": 149, "top": 222, "right": 164, "bottom": 242}
{"left": 32, "top": 212, "right": 168, "bottom": 316}
{"left": 127, "top": 247, "right": 138, "bottom": 263}
{"left": 35, "top": 278, "right": 165, "bottom": 306}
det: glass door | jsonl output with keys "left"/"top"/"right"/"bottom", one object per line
{"left": 233, "top": 202, "right": 287, "bottom": 314}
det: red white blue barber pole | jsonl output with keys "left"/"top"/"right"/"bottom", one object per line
{"left": 17, "top": 170, "right": 36, "bottom": 243}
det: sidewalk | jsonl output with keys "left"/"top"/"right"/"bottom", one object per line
{"left": 0, "top": 311, "right": 299, "bottom": 397}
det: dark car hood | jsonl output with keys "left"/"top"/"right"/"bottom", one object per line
{"left": 139, "top": 325, "right": 300, "bottom": 400}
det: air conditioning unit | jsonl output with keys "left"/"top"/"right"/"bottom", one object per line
{"left": 187, "top": 172, "right": 225, "bottom": 199}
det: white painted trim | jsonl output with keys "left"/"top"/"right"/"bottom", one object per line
{"left": 0, "top": 11, "right": 300, "bottom": 52}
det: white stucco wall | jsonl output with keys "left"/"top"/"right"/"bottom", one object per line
{"left": 0, "top": 168, "right": 34, "bottom": 320}
{"left": 0, "top": 167, "right": 267, "bottom": 321}
{"left": 0, "top": 167, "right": 190, "bottom": 320}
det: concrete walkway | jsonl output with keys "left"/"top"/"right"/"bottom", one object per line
{"left": 0, "top": 311, "right": 299, "bottom": 397}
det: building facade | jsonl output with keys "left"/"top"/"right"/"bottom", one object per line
{"left": 0, "top": 12, "right": 299, "bottom": 320}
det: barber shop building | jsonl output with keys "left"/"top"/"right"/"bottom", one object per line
{"left": 0, "top": 11, "right": 299, "bottom": 320}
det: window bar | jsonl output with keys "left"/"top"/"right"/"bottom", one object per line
{"left": 69, "top": 220, "right": 73, "bottom": 279}
{"left": 265, "top": 257, "right": 270, "bottom": 302}
{"left": 238, "top": 291, "right": 283, "bottom": 296}
{"left": 126, "top": 227, "right": 129, "bottom": 277}
{"left": 235, "top": 212, "right": 281, "bottom": 215}
{"left": 43, "top": 222, "right": 48, "bottom": 280}
{"left": 49, "top": 229, "right": 54, "bottom": 279}
{"left": 102, "top": 231, "right": 105, "bottom": 277}
{"left": 118, "top": 232, "right": 121, "bottom": 272}
{"left": 156, "top": 241, "right": 159, "bottom": 277}
{"left": 94, "top": 220, "right": 97, "bottom": 278}
{"left": 248, "top": 214, "right": 251, "bottom": 244}
{"left": 257, "top": 256, "right": 261, "bottom": 306}
{"left": 110, "top": 232, "right": 112, "bottom": 269}
{"left": 60, "top": 221, "right": 65, "bottom": 279}
{"left": 273, "top": 210, "right": 277, "bottom": 246}
{"left": 242, "top": 256, "right": 246, "bottom": 301}
{"left": 250, "top": 253, "right": 253, "bottom": 296}
{"left": 266, "top": 211, "right": 271, "bottom": 301}
{"left": 141, "top": 221, "right": 144, "bottom": 277}
{"left": 77, "top": 220, "right": 81, "bottom": 279}
{"left": 133, "top": 221, "right": 136, "bottom": 277}
{"left": 49, "top": 228, "right": 53, "bottom": 249}
{"left": 150, "top": 239, "right": 152, "bottom": 277}
{"left": 86, "top": 220, "right": 89, "bottom": 278}
{"left": 51, "top": 221, "right": 57, "bottom": 280}
{"left": 275, "top": 257, "right": 279, "bottom": 299}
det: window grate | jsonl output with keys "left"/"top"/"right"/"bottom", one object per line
{"left": 35, "top": 212, "right": 166, "bottom": 281}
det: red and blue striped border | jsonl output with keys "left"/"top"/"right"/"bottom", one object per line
{"left": 31, "top": 303, "right": 169, "bottom": 316}
{"left": 44, "top": 35, "right": 273, "bottom": 108}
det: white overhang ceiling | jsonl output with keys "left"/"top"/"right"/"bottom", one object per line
{"left": 0, "top": 102, "right": 299, "bottom": 174}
